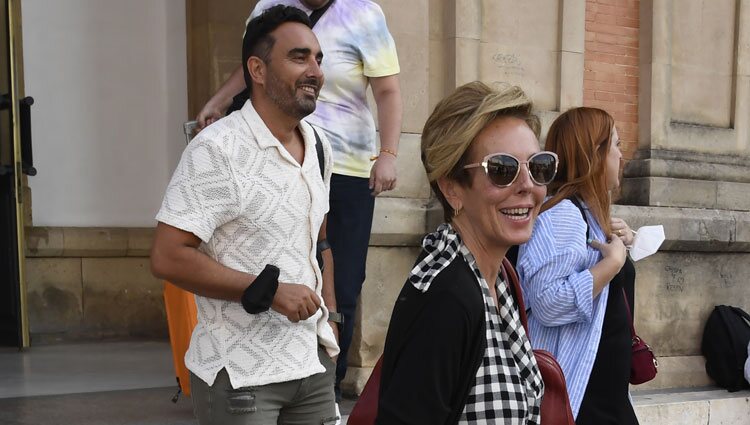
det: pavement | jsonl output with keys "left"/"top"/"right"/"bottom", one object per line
{"left": 4, "top": 341, "right": 750, "bottom": 424}
{"left": 0, "top": 341, "right": 354, "bottom": 425}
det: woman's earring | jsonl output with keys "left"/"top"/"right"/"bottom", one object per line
{"left": 453, "top": 206, "right": 462, "bottom": 218}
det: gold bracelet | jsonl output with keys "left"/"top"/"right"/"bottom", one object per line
{"left": 379, "top": 148, "right": 397, "bottom": 158}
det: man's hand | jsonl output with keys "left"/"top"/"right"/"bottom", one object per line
{"left": 369, "top": 154, "right": 397, "bottom": 195}
{"left": 272, "top": 282, "right": 322, "bottom": 323}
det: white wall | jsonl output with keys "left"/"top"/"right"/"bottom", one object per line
{"left": 22, "top": 0, "right": 188, "bottom": 227}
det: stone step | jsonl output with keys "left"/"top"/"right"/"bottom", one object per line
{"left": 633, "top": 387, "right": 750, "bottom": 425}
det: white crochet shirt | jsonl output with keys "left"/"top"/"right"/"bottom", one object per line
{"left": 156, "top": 101, "right": 339, "bottom": 388}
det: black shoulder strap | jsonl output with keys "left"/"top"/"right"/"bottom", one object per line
{"left": 312, "top": 127, "right": 327, "bottom": 271}
{"left": 568, "top": 196, "right": 591, "bottom": 240}
{"left": 309, "top": 0, "right": 335, "bottom": 27}
{"left": 507, "top": 197, "right": 589, "bottom": 269}
{"left": 312, "top": 127, "right": 325, "bottom": 179}
{"left": 731, "top": 306, "right": 750, "bottom": 325}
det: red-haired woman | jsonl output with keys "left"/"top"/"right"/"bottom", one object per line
{"left": 517, "top": 107, "right": 638, "bottom": 425}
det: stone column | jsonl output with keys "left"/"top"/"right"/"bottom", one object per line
{"left": 340, "top": 0, "right": 432, "bottom": 394}
{"left": 186, "top": 0, "right": 251, "bottom": 118}
{"left": 446, "top": 0, "right": 482, "bottom": 89}
{"left": 476, "top": 0, "right": 586, "bottom": 131}
{"left": 613, "top": 0, "right": 750, "bottom": 390}
{"left": 623, "top": 0, "right": 750, "bottom": 211}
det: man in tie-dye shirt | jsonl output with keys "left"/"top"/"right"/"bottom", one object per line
{"left": 196, "top": 0, "right": 402, "bottom": 401}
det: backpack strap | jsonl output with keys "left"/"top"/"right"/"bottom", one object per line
{"left": 309, "top": 0, "right": 335, "bottom": 26}
{"left": 312, "top": 126, "right": 325, "bottom": 179}
{"left": 311, "top": 126, "right": 327, "bottom": 270}
{"left": 731, "top": 306, "right": 750, "bottom": 325}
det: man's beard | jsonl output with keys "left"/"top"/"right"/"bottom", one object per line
{"left": 265, "top": 71, "right": 318, "bottom": 120}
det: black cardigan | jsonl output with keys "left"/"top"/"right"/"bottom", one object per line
{"left": 376, "top": 255, "right": 487, "bottom": 425}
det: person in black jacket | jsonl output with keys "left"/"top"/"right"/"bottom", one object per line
{"left": 376, "top": 82, "right": 559, "bottom": 424}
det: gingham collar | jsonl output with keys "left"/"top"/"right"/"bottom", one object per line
{"left": 410, "top": 223, "right": 544, "bottom": 424}
{"left": 408, "top": 223, "right": 463, "bottom": 292}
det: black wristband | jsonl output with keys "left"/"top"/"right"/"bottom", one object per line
{"left": 317, "top": 239, "right": 331, "bottom": 252}
{"left": 241, "top": 264, "right": 280, "bottom": 314}
{"left": 316, "top": 239, "right": 331, "bottom": 272}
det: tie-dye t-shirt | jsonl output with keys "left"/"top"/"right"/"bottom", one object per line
{"left": 249, "top": 0, "right": 400, "bottom": 178}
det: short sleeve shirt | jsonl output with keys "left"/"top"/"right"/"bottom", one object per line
{"left": 156, "top": 100, "right": 339, "bottom": 388}
{"left": 249, "top": 0, "right": 400, "bottom": 178}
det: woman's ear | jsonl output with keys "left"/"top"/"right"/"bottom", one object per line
{"left": 437, "top": 176, "right": 463, "bottom": 211}
{"left": 247, "top": 57, "right": 266, "bottom": 88}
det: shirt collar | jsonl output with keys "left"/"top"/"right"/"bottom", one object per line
{"left": 239, "top": 100, "right": 318, "bottom": 172}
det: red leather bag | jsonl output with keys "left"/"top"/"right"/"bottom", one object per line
{"left": 504, "top": 259, "right": 576, "bottom": 425}
{"left": 346, "top": 357, "right": 382, "bottom": 425}
{"left": 348, "top": 259, "right": 575, "bottom": 425}
{"left": 622, "top": 290, "right": 658, "bottom": 384}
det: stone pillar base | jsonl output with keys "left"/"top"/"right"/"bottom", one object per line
{"left": 340, "top": 366, "right": 375, "bottom": 397}
{"left": 620, "top": 151, "right": 750, "bottom": 211}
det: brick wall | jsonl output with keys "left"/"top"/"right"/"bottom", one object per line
{"left": 583, "top": 0, "right": 640, "bottom": 160}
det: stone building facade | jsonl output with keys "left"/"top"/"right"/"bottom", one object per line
{"left": 22, "top": 0, "right": 750, "bottom": 422}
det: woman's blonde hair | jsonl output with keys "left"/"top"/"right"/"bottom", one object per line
{"left": 541, "top": 107, "right": 615, "bottom": 234}
{"left": 421, "top": 81, "right": 540, "bottom": 222}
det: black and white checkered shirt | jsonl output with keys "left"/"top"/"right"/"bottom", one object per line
{"left": 409, "top": 224, "right": 544, "bottom": 424}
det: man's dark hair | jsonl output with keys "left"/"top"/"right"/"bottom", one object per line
{"left": 242, "top": 5, "right": 312, "bottom": 95}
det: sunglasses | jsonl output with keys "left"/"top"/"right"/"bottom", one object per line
{"left": 462, "top": 151, "right": 559, "bottom": 187}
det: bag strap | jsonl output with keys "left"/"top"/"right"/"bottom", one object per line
{"left": 568, "top": 196, "right": 591, "bottom": 240}
{"left": 502, "top": 257, "right": 529, "bottom": 334}
{"left": 309, "top": 0, "right": 335, "bottom": 27}
{"left": 312, "top": 127, "right": 325, "bottom": 179}
{"left": 621, "top": 289, "right": 636, "bottom": 338}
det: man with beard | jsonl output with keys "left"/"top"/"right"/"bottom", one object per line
{"left": 151, "top": 6, "right": 339, "bottom": 424}
{"left": 198, "top": 0, "right": 402, "bottom": 401}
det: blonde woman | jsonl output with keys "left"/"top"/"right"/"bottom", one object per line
{"left": 376, "top": 82, "right": 559, "bottom": 424}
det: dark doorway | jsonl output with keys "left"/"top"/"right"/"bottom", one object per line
{"left": 0, "top": 0, "right": 32, "bottom": 349}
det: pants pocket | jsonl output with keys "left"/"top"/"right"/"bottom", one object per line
{"left": 226, "top": 388, "right": 257, "bottom": 415}
{"left": 318, "top": 347, "right": 336, "bottom": 375}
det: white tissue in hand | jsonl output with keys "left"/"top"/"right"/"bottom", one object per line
{"left": 629, "top": 225, "right": 665, "bottom": 262}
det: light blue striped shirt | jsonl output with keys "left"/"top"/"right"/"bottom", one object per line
{"left": 517, "top": 199, "right": 610, "bottom": 418}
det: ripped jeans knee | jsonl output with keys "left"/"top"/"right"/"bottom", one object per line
{"left": 225, "top": 388, "right": 257, "bottom": 415}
